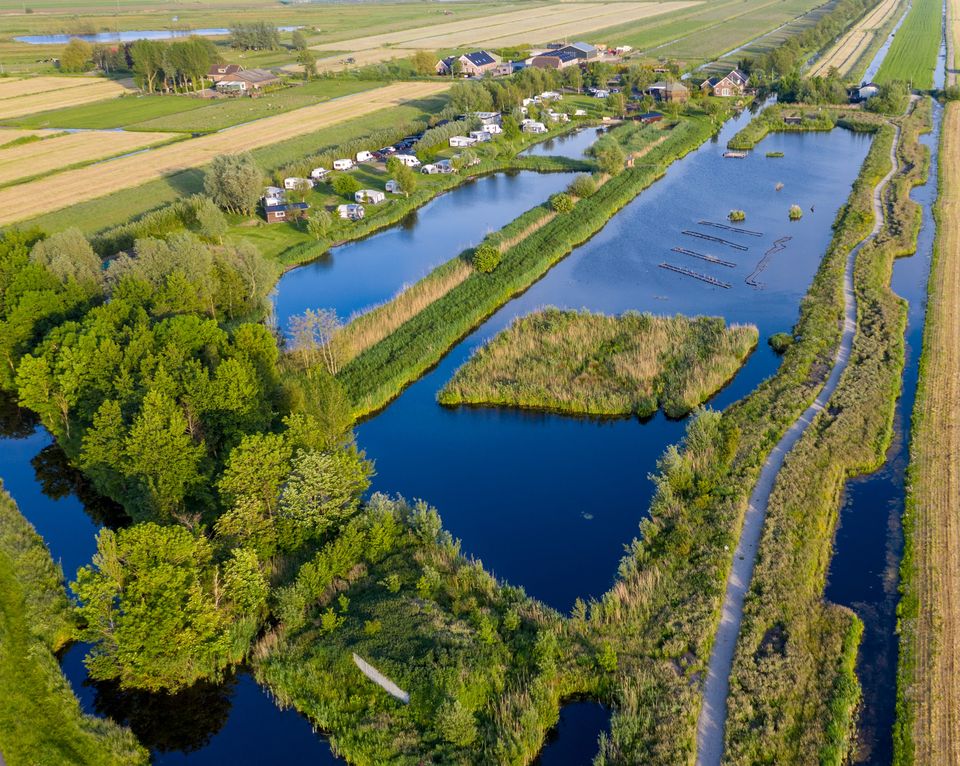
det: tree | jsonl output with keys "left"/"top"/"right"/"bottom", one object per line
{"left": 230, "top": 22, "right": 280, "bottom": 51}
{"left": 593, "top": 137, "right": 626, "bottom": 176}
{"left": 568, "top": 174, "right": 596, "bottom": 198}
{"left": 289, "top": 308, "right": 342, "bottom": 373}
{"left": 502, "top": 115, "right": 520, "bottom": 141}
{"left": 411, "top": 49, "right": 436, "bottom": 76}
{"left": 472, "top": 242, "right": 501, "bottom": 273}
{"left": 449, "top": 81, "right": 494, "bottom": 113}
{"left": 60, "top": 37, "right": 92, "bottom": 72}
{"left": 204, "top": 153, "right": 263, "bottom": 215}
{"left": 388, "top": 161, "right": 418, "bottom": 196}
{"left": 306, "top": 209, "right": 333, "bottom": 240}
{"left": 331, "top": 173, "right": 362, "bottom": 199}
{"left": 72, "top": 523, "right": 266, "bottom": 692}
{"left": 291, "top": 29, "right": 308, "bottom": 50}
{"left": 29, "top": 228, "right": 103, "bottom": 286}
{"left": 297, "top": 47, "right": 317, "bottom": 80}
{"left": 130, "top": 39, "right": 164, "bottom": 93}
{"left": 606, "top": 91, "right": 626, "bottom": 118}
{"left": 563, "top": 65, "right": 583, "bottom": 94}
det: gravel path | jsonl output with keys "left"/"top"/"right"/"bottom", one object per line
{"left": 694, "top": 120, "right": 902, "bottom": 766}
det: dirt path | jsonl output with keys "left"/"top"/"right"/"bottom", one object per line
{"left": 694, "top": 120, "right": 902, "bottom": 766}
{"left": 902, "top": 100, "right": 960, "bottom": 765}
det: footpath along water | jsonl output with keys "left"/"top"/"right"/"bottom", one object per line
{"left": 0, "top": 113, "right": 870, "bottom": 762}
{"left": 825, "top": 98, "right": 943, "bottom": 765}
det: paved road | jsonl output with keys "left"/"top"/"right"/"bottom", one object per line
{"left": 694, "top": 120, "right": 902, "bottom": 766}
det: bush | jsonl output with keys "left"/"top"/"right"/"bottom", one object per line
{"left": 473, "top": 242, "right": 502, "bottom": 273}
{"left": 728, "top": 209, "right": 746, "bottom": 222}
{"left": 332, "top": 174, "right": 362, "bottom": 198}
{"left": 789, "top": 204, "right": 804, "bottom": 220}
{"left": 768, "top": 332, "right": 794, "bottom": 353}
{"left": 550, "top": 192, "right": 575, "bottom": 214}
{"left": 765, "top": 151, "right": 785, "bottom": 158}
{"left": 568, "top": 174, "right": 596, "bottom": 198}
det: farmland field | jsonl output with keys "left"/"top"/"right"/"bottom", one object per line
{"left": 0, "top": 127, "right": 58, "bottom": 146}
{"left": 895, "top": 101, "right": 960, "bottom": 766}
{"left": 0, "top": 77, "right": 136, "bottom": 120}
{"left": 875, "top": 0, "right": 943, "bottom": 87}
{"left": 3, "top": 79, "right": 384, "bottom": 132}
{"left": 0, "top": 129, "right": 173, "bottom": 187}
{"left": 0, "top": 81, "right": 447, "bottom": 227}
{"left": 310, "top": 2, "right": 699, "bottom": 66}
{"left": 808, "top": 0, "right": 904, "bottom": 76}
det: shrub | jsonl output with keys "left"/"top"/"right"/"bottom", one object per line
{"left": 550, "top": 192, "right": 575, "bottom": 214}
{"left": 789, "top": 204, "right": 804, "bottom": 220}
{"left": 568, "top": 174, "right": 597, "bottom": 198}
{"left": 768, "top": 332, "right": 794, "bottom": 353}
{"left": 765, "top": 151, "right": 784, "bottom": 158}
{"left": 728, "top": 209, "right": 746, "bottom": 222}
{"left": 473, "top": 242, "right": 502, "bottom": 273}
{"left": 332, "top": 174, "right": 362, "bottom": 198}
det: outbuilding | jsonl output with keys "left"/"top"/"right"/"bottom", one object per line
{"left": 264, "top": 201, "right": 308, "bottom": 224}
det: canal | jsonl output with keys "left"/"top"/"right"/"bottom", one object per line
{"left": 1, "top": 107, "right": 879, "bottom": 761}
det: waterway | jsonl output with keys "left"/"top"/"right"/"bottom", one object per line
{"left": 1, "top": 110, "right": 874, "bottom": 761}
{"left": 14, "top": 27, "right": 300, "bottom": 45}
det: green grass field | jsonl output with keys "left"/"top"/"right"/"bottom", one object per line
{"left": 2, "top": 79, "right": 384, "bottom": 132}
{"left": 874, "top": 0, "right": 943, "bottom": 88}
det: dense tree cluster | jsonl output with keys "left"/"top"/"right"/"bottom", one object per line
{"left": 130, "top": 37, "right": 219, "bottom": 93}
{"left": 229, "top": 22, "right": 280, "bottom": 51}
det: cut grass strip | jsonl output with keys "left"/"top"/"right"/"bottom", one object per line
{"left": 875, "top": 0, "right": 943, "bottom": 88}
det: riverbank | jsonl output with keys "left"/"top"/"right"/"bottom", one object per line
{"left": 0, "top": 485, "right": 146, "bottom": 766}
{"left": 893, "top": 100, "right": 959, "bottom": 766}
{"left": 723, "top": 99, "right": 931, "bottom": 764}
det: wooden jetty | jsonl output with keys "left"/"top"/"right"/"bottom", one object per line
{"left": 659, "top": 262, "right": 731, "bottom": 288}
{"left": 682, "top": 230, "right": 749, "bottom": 251}
{"left": 672, "top": 247, "right": 736, "bottom": 268}
{"left": 697, "top": 220, "right": 763, "bottom": 237}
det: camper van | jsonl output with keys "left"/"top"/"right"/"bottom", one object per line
{"left": 333, "top": 158, "right": 354, "bottom": 171}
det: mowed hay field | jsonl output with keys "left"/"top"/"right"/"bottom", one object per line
{"left": 0, "top": 127, "right": 58, "bottom": 145}
{"left": 0, "top": 129, "right": 173, "bottom": 186}
{"left": 0, "top": 77, "right": 136, "bottom": 121}
{"left": 0, "top": 81, "right": 446, "bottom": 226}
{"left": 896, "top": 102, "right": 960, "bottom": 766}
{"left": 808, "top": 0, "right": 904, "bottom": 76}
{"left": 312, "top": 2, "right": 699, "bottom": 58}
{"left": 875, "top": 0, "right": 943, "bottom": 87}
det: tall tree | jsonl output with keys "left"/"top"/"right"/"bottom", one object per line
{"left": 59, "top": 37, "right": 92, "bottom": 73}
{"left": 204, "top": 153, "right": 263, "bottom": 215}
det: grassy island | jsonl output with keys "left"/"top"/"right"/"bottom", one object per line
{"left": 437, "top": 309, "right": 758, "bottom": 418}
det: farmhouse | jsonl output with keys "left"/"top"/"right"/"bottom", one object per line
{"left": 699, "top": 69, "right": 748, "bottom": 97}
{"left": 337, "top": 203, "right": 365, "bottom": 220}
{"left": 207, "top": 63, "right": 243, "bottom": 83}
{"left": 263, "top": 201, "right": 308, "bottom": 224}
{"left": 215, "top": 68, "right": 281, "bottom": 93}
{"left": 435, "top": 50, "right": 500, "bottom": 77}
{"left": 530, "top": 47, "right": 580, "bottom": 70}
{"left": 355, "top": 189, "right": 385, "bottom": 204}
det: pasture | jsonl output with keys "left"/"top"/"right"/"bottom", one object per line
{"left": 0, "top": 81, "right": 447, "bottom": 227}
{"left": 0, "top": 77, "right": 136, "bottom": 121}
{"left": 4, "top": 79, "right": 384, "bottom": 132}
{"left": 808, "top": 0, "right": 904, "bottom": 77}
{"left": 0, "top": 129, "right": 173, "bottom": 187}
{"left": 874, "top": 0, "right": 942, "bottom": 87}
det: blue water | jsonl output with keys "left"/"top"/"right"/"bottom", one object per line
{"left": 535, "top": 702, "right": 611, "bottom": 765}
{"left": 825, "top": 97, "right": 942, "bottom": 765}
{"left": 15, "top": 27, "right": 299, "bottom": 45}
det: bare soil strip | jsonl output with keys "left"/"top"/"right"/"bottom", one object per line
{"left": 0, "top": 129, "right": 171, "bottom": 186}
{"left": 809, "top": 0, "right": 904, "bottom": 76}
{"left": 0, "top": 81, "right": 447, "bottom": 227}
{"left": 694, "top": 121, "right": 901, "bottom": 766}
{"left": 0, "top": 78, "right": 136, "bottom": 121}
{"left": 901, "top": 101, "right": 960, "bottom": 766}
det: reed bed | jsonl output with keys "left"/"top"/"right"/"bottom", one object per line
{"left": 438, "top": 308, "right": 757, "bottom": 418}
